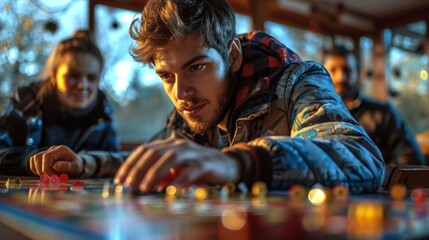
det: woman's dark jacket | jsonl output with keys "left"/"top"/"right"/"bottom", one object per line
{"left": 0, "top": 80, "right": 120, "bottom": 175}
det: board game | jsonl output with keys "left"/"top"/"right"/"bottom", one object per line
{"left": 0, "top": 176, "right": 428, "bottom": 239}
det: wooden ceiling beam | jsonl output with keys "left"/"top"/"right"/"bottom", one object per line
{"left": 375, "top": 4, "right": 429, "bottom": 30}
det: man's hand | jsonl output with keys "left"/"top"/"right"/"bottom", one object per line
{"left": 29, "top": 145, "right": 84, "bottom": 178}
{"left": 114, "top": 138, "right": 240, "bottom": 193}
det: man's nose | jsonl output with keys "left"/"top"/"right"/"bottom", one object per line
{"left": 175, "top": 76, "right": 195, "bottom": 100}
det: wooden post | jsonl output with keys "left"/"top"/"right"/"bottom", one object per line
{"left": 248, "top": 0, "right": 274, "bottom": 31}
{"left": 371, "top": 30, "right": 388, "bottom": 101}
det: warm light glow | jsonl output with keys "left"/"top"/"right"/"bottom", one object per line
{"left": 165, "top": 185, "right": 177, "bottom": 198}
{"left": 308, "top": 188, "right": 327, "bottom": 205}
{"left": 421, "top": 70, "right": 428, "bottom": 80}
{"left": 348, "top": 201, "right": 384, "bottom": 239}
{"left": 194, "top": 187, "right": 208, "bottom": 200}
{"left": 221, "top": 205, "right": 247, "bottom": 230}
{"left": 102, "top": 191, "right": 109, "bottom": 198}
{"left": 302, "top": 207, "right": 326, "bottom": 231}
{"left": 115, "top": 185, "right": 123, "bottom": 193}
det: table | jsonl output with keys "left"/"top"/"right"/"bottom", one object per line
{"left": 0, "top": 176, "right": 427, "bottom": 239}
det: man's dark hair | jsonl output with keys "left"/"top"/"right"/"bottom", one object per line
{"left": 322, "top": 44, "right": 360, "bottom": 72}
{"left": 129, "top": 0, "right": 237, "bottom": 66}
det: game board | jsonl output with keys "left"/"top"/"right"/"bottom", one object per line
{"left": 0, "top": 176, "right": 428, "bottom": 239}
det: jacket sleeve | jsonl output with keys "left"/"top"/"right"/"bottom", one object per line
{"left": 384, "top": 104, "right": 425, "bottom": 165}
{"left": 78, "top": 151, "right": 129, "bottom": 178}
{"left": 228, "top": 62, "right": 385, "bottom": 194}
{"left": 0, "top": 89, "right": 40, "bottom": 175}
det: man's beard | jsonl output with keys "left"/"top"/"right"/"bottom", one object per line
{"left": 181, "top": 71, "right": 236, "bottom": 135}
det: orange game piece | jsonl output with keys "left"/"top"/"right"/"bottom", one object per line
{"left": 59, "top": 173, "right": 69, "bottom": 183}
{"left": 251, "top": 181, "right": 267, "bottom": 197}
{"left": 332, "top": 184, "right": 349, "bottom": 200}
{"left": 390, "top": 184, "right": 407, "bottom": 201}
{"left": 289, "top": 184, "right": 306, "bottom": 201}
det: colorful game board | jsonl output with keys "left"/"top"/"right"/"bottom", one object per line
{"left": 0, "top": 176, "right": 428, "bottom": 239}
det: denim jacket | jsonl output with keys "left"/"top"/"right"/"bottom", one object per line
{"left": 79, "top": 32, "right": 385, "bottom": 193}
{"left": 161, "top": 32, "right": 385, "bottom": 193}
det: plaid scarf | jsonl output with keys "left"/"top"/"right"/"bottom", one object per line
{"left": 235, "top": 31, "right": 302, "bottom": 106}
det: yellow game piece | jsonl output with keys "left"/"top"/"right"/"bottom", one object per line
{"left": 251, "top": 181, "right": 267, "bottom": 197}
{"left": 390, "top": 184, "right": 407, "bottom": 200}
{"left": 5, "top": 179, "right": 10, "bottom": 189}
{"left": 194, "top": 186, "right": 209, "bottom": 200}
{"left": 308, "top": 187, "right": 327, "bottom": 205}
{"left": 165, "top": 185, "right": 178, "bottom": 199}
{"left": 5, "top": 178, "right": 22, "bottom": 189}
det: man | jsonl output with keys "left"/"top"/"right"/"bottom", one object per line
{"left": 322, "top": 44, "right": 425, "bottom": 166}
{"left": 30, "top": 0, "right": 384, "bottom": 194}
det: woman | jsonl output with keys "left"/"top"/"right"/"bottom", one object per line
{"left": 0, "top": 30, "right": 120, "bottom": 177}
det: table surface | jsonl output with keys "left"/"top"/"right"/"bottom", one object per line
{"left": 0, "top": 176, "right": 427, "bottom": 240}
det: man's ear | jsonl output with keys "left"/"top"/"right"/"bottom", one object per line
{"left": 228, "top": 38, "right": 242, "bottom": 72}
{"left": 49, "top": 72, "right": 56, "bottom": 86}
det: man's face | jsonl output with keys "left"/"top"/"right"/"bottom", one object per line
{"left": 53, "top": 52, "right": 100, "bottom": 110}
{"left": 153, "top": 33, "right": 236, "bottom": 134}
{"left": 323, "top": 54, "right": 360, "bottom": 100}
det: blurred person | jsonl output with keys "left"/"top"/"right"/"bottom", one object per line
{"left": 322, "top": 44, "right": 425, "bottom": 166}
{"left": 35, "top": 0, "right": 384, "bottom": 194}
{"left": 0, "top": 30, "right": 120, "bottom": 178}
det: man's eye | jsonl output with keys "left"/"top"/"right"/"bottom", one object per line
{"left": 159, "top": 73, "right": 173, "bottom": 82}
{"left": 190, "top": 64, "right": 205, "bottom": 72}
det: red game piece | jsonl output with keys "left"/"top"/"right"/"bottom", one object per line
{"left": 72, "top": 180, "right": 84, "bottom": 187}
{"left": 158, "top": 167, "right": 185, "bottom": 189}
{"left": 59, "top": 173, "right": 69, "bottom": 184}
{"left": 72, "top": 180, "right": 83, "bottom": 187}
{"left": 411, "top": 188, "right": 426, "bottom": 204}
{"left": 49, "top": 174, "right": 59, "bottom": 184}
{"left": 40, "top": 175, "right": 49, "bottom": 185}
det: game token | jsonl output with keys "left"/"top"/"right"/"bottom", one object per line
{"left": 181, "top": 186, "right": 195, "bottom": 198}
{"left": 71, "top": 180, "right": 84, "bottom": 192}
{"left": 411, "top": 188, "right": 426, "bottom": 204}
{"left": 390, "top": 184, "right": 407, "bottom": 201}
{"left": 72, "top": 180, "right": 84, "bottom": 187}
{"left": 40, "top": 175, "right": 49, "bottom": 185}
{"left": 194, "top": 185, "right": 209, "bottom": 200}
{"left": 158, "top": 167, "right": 185, "bottom": 190}
{"left": 59, "top": 173, "right": 69, "bottom": 184}
{"left": 289, "top": 184, "right": 306, "bottom": 201}
{"left": 49, "top": 174, "right": 59, "bottom": 184}
{"left": 332, "top": 184, "right": 349, "bottom": 200}
{"left": 220, "top": 183, "right": 236, "bottom": 199}
{"left": 308, "top": 186, "right": 327, "bottom": 205}
{"left": 166, "top": 185, "right": 178, "bottom": 199}
{"left": 251, "top": 181, "right": 267, "bottom": 197}
{"left": 5, "top": 178, "right": 22, "bottom": 189}
{"left": 224, "top": 182, "right": 236, "bottom": 195}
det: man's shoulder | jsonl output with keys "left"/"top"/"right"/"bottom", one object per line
{"left": 275, "top": 61, "right": 332, "bottom": 88}
{"left": 360, "top": 96, "right": 392, "bottom": 110}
